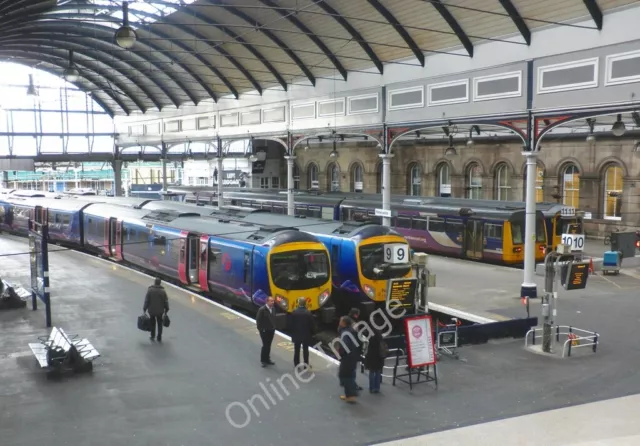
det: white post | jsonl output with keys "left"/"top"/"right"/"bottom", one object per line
{"left": 216, "top": 157, "right": 223, "bottom": 209}
{"left": 161, "top": 158, "right": 168, "bottom": 192}
{"left": 285, "top": 155, "right": 295, "bottom": 216}
{"left": 521, "top": 151, "right": 538, "bottom": 299}
{"left": 379, "top": 153, "right": 394, "bottom": 227}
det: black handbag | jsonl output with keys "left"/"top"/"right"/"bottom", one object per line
{"left": 163, "top": 314, "right": 171, "bottom": 328}
{"left": 138, "top": 314, "right": 151, "bottom": 332}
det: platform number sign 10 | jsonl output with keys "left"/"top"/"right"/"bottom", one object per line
{"left": 561, "top": 233, "right": 585, "bottom": 252}
{"left": 384, "top": 244, "right": 408, "bottom": 264}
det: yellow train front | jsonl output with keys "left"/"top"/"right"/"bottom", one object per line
{"left": 537, "top": 203, "right": 584, "bottom": 252}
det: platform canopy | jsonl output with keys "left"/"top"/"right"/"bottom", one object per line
{"left": 0, "top": 0, "right": 633, "bottom": 116}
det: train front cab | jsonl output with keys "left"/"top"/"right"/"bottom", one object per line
{"left": 548, "top": 215, "right": 583, "bottom": 251}
{"left": 503, "top": 211, "right": 547, "bottom": 264}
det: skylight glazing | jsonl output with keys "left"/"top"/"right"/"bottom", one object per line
{"left": 90, "top": 0, "right": 197, "bottom": 24}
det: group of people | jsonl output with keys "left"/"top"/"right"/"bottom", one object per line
{"left": 256, "top": 297, "right": 386, "bottom": 404}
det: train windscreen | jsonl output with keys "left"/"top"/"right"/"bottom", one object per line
{"left": 359, "top": 243, "right": 412, "bottom": 280}
{"left": 511, "top": 218, "right": 546, "bottom": 244}
{"left": 270, "top": 250, "right": 329, "bottom": 290}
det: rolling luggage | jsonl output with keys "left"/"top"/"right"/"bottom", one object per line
{"left": 138, "top": 314, "right": 151, "bottom": 332}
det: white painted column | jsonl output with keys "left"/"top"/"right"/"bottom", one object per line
{"left": 379, "top": 153, "right": 394, "bottom": 227}
{"left": 216, "top": 157, "right": 224, "bottom": 209}
{"left": 285, "top": 155, "right": 296, "bottom": 216}
{"left": 521, "top": 151, "right": 538, "bottom": 299}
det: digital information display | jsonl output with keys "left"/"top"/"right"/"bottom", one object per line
{"left": 564, "top": 261, "right": 589, "bottom": 291}
{"left": 386, "top": 278, "right": 417, "bottom": 309}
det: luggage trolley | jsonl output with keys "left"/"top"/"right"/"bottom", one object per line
{"left": 436, "top": 318, "right": 461, "bottom": 360}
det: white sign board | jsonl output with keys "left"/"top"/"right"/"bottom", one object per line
{"left": 310, "top": 180, "right": 319, "bottom": 189}
{"left": 560, "top": 206, "right": 576, "bottom": 218}
{"left": 405, "top": 315, "right": 437, "bottom": 368}
{"left": 440, "top": 184, "right": 451, "bottom": 194}
{"left": 375, "top": 208, "right": 392, "bottom": 218}
{"left": 354, "top": 181, "right": 363, "bottom": 191}
{"left": 384, "top": 243, "right": 409, "bottom": 264}
{"left": 561, "top": 233, "right": 585, "bottom": 252}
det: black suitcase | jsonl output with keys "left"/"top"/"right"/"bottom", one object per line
{"left": 138, "top": 314, "right": 151, "bottom": 332}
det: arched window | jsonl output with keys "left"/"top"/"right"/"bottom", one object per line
{"left": 407, "top": 163, "right": 422, "bottom": 196}
{"left": 603, "top": 164, "right": 623, "bottom": 219}
{"left": 495, "top": 164, "right": 511, "bottom": 201}
{"left": 293, "top": 163, "right": 300, "bottom": 190}
{"left": 328, "top": 163, "right": 341, "bottom": 192}
{"left": 307, "top": 163, "right": 319, "bottom": 190}
{"left": 467, "top": 164, "right": 482, "bottom": 199}
{"left": 436, "top": 163, "right": 451, "bottom": 197}
{"left": 375, "top": 162, "right": 382, "bottom": 194}
{"left": 561, "top": 164, "right": 580, "bottom": 208}
{"left": 351, "top": 163, "right": 364, "bottom": 192}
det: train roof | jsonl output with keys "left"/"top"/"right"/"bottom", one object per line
{"left": 83, "top": 202, "right": 321, "bottom": 246}
{"left": 138, "top": 200, "right": 401, "bottom": 239}
{"left": 64, "top": 195, "right": 155, "bottom": 209}
{"left": 9, "top": 196, "right": 94, "bottom": 212}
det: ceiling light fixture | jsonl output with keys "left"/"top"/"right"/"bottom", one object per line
{"left": 115, "top": 2, "right": 138, "bottom": 49}
{"left": 63, "top": 50, "right": 80, "bottom": 83}
{"left": 612, "top": 114, "right": 626, "bottom": 137}
{"left": 26, "top": 74, "right": 38, "bottom": 97}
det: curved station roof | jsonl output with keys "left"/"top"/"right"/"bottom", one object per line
{"left": 0, "top": 0, "right": 635, "bottom": 117}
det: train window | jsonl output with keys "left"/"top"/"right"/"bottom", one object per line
{"left": 485, "top": 224, "right": 503, "bottom": 239}
{"left": 273, "top": 205, "right": 285, "bottom": 215}
{"left": 412, "top": 218, "right": 427, "bottom": 231}
{"left": 511, "top": 223, "right": 524, "bottom": 244}
{"left": 445, "top": 219, "right": 464, "bottom": 234}
{"left": 153, "top": 236, "right": 167, "bottom": 247}
{"left": 48, "top": 212, "right": 55, "bottom": 224}
{"left": 309, "top": 206, "right": 322, "bottom": 218}
{"left": 395, "top": 216, "right": 411, "bottom": 229}
{"left": 370, "top": 216, "right": 382, "bottom": 225}
{"left": 261, "top": 203, "right": 272, "bottom": 211}
{"left": 428, "top": 218, "right": 445, "bottom": 232}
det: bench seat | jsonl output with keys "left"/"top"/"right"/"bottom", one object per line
{"left": 28, "top": 343, "right": 49, "bottom": 368}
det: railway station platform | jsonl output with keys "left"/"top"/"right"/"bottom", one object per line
{"left": 2, "top": 234, "right": 640, "bottom": 446}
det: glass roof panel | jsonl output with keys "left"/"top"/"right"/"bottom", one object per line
{"left": 89, "top": 0, "right": 197, "bottom": 24}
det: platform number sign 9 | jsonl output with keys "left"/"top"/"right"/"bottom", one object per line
{"left": 384, "top": 244, "right": 409, "bottom": 264}
{"left": 561, "top": 233, "right": 585, "bottom": 252}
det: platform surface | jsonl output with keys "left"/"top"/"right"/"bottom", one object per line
{"left": 2, "top": 235, "right": 640, "bottom": 446}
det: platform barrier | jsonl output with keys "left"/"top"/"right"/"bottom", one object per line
{"left": 457, "top": 317, "right": 538, "bottom": 345}
{"left": 525, "top": 325, "right": 599, "bottom": 358}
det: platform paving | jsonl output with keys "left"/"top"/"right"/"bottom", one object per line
{"left": 2, "top": 235, "right": 640, "bottom": 446}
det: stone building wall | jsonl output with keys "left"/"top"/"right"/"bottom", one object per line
{"left": 292, "top": 137, "right": 640, "bottom": 237}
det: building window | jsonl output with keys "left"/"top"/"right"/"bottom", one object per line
{"left": 197, "top": 177, "right": 207, "bottom": 186}
{"left": 467, "top": 164, "right": 482, "bottom": 199}
{"left": 375, "top": 162, "right": 382, "bottom": 194}
{"left": 351, "top": 163, "right": 363, "bottom": 192}
{"left": 271, "top": 177, "right": 280, "bottom": 189}
{"left": 495, "top": 164, "right": 511, "bottom": 201}
{"left": 328, "top": 163, "right": 340, "bottom": 192}
{"left": 603, "top": 165, "right": 623, "bottom": 219}
{"left": 293, "top": 164, "right": 300, "bottom": 190}
{"left": 408, "top": 163, "right": 422, "bottom": 196}
{"left": 307, "top": 163, "right": 319, "bottom": 189}
{"left": 562, "top": 164, "right": 580, "bottom": 208}
{"left": 260, "top": 177, "right": 269, "bottom": 189}
{"left": 436, "top": 163, "right": 451, "bottom": 197}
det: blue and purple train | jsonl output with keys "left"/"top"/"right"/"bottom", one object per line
{"left": 0, "top": 194, "right": 333, "bottom": 325}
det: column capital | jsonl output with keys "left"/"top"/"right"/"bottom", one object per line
{"left": 284, "top": 155, "right": 297, "bottom": 161}
{"left": 379, "top": 153, "right": 394, "bottom": 160}
{"left": 521, "top": 151, "right": 538, "bottom": 159}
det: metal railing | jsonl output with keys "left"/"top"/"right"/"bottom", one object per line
{"left": 525, "top": 325, "right": 599, "bottom": 357}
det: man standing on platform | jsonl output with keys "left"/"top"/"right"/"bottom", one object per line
{"left": 256, "top": 296, "right": 276, "bottom": 367}
{"left": 291, "top": 297, "right": 316, "bottom": 369}
{"left": 143, "top": 277, "right": 169, "bottom": 342}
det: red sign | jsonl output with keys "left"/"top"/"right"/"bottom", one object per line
{"left": 403, "top": 314, "right": 437, "bottom": 368}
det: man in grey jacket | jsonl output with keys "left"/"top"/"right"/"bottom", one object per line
{"left": 143, "top": 278, "right": 169, "bottom": 342}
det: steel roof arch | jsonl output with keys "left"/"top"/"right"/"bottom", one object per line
{"left": 0, "top": 50, "right": 125, "bottom": 116}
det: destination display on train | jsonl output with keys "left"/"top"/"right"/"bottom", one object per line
{"left": 386, "top": 278, "right": 418, "bottom": 308}
{"left": 564, "top": 262, "right": 589, "bottom": 291}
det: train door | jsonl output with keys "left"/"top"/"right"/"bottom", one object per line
{"left": 33, "top": 205, "right": 46, "bottom": 226}
{"left": 188, "top": 234, "right": 200, "bottom": 284}
{"left": 198, "top": 235, "right": 209, "bottom": 291}
{"left": 243, "top": 248, "right": 253, "bottom": 296}
{"left": 108, "top": 217, "right": 117, "bottom": 257}
{"left": 465, "top": 220, "right": 484, "bottom": 260}
{"left": 102, "top": 218, "right": 110, "bottom": 256}
{"left": 114, "top": 220, "right": 123, "bottom": 260}
{"left": 330, "top": 240, "right": 341, "bottom": 283}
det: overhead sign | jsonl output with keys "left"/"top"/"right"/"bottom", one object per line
{"left": 375, "top": 208, "right": 391, "bottom": 218}
{"left": 384, "top": 243, "right": 408, "bottom": 264}
{"left": 404, "top": 315, "right": 437, "bottom": 368}
{"left": 385, "top": 278, "right": 417, "bottom": 310}
{"left": 251, "top": 161, "right": 266, "bottom": 174}
{"left": 560, "top": 206, "right": 576, "bottom": 218}
{"left": 563, "top": 261, "right": 589, "bottom": 291}
{"left": 561, "top": 233, "right": 585, "bottom": 252}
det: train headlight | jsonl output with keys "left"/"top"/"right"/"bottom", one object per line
{"left": 363, "top": 284, "right": 376, "bottom": 299}
{"left": 318, "top": 289, "right": 330, "bottom": 307}
{"left": 275, "top": 294, "right": 289, "bottom": 311}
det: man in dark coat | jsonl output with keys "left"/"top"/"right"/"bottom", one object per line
{"left": 143, "top": 277, "right": 169, "bottom": 342}
{"left": 290, "top": 297, "right": 316, "bottom": 369}
{"left": 347, "top": 307, "right": 364, "bottom": 392}
{"left": 256, "top": 296, "right": 276, "bottom": 367}
{"left": 337, "top": 316, "right": 359, "bottom": 403}
{"left": 364, "top": 327, "right": 385, "bottom": 393}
